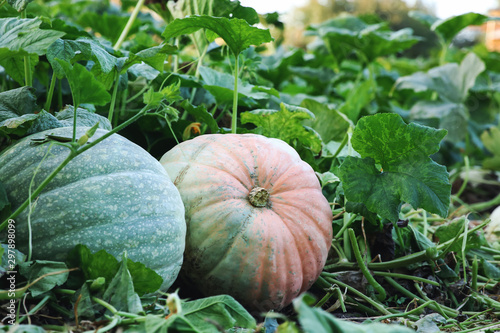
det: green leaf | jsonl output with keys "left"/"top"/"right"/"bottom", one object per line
{"left": 1, "top": 325, "right": 46, "bottom": 333}
{"left": 301, "top": 98, "right": 349, "bottom": 143}
{"left": 338, "top": 113, "right": 451, "bottom": 222}
{"left": 56, "top": 106, "right": 112, "bottom": 130}
{"left": 198, "top": 66, "right": 273, "bottom": 106}
{"left": 7, "top": 0, "right": 35, "bottom": 12}
{"left": 74, "top": 283, "right": 96, "bottom": 320}
{"left": 338, "top": 79, "right": 376, "bottom": 122}
{"left": 0, "top": 87, "right": 37, "bottom": 120}
{"left": 66, "top": 245, "right": 162, "bottom": 296}
{"left": 481, "top": 126, "right": 500, "bottom": 170}
{"left": 182, "top": 295, "right": 256, "bottom": 332}
{"left": 18, "top": 260, "right": 69, "bottom": 297}
{"left": 0, "top": 52, "right": 38, "bottom": 85}
{"left": 0, "top": 18, "right": 65, "bottom": 59}
{"left": 78, "top": 11, "right": 137, "bottom": 44}
{"left": 55, "top": 59, "right": 111, "bottom": 107}
{"left": 481, "top": 258, "right": 500, "bottom": 279}
{"left": 47, "top": 38, "right": 117, "bottom": 79}
{"left": 293, "top": 294, "right": 415, "bottom": 333}
{"left": 410, "top": 101, "right": 468, "bottom": 142}
{"left": 431, "top": 13, "right": 488, "bottom": 44}
{"left": 395, "top": 52, "right": 485, "bottom": 103}
{"left": 162, "top": 15, "right": 272, "bottom": 56}
{"left": 435, "top": 218, "right": 482, "bottom": 253}
{"left": 124, "top": 43, "right": 177, "bottom": 73}
{"left": 0, "top": 113, "right": 38, "bottom": 136}
{"left": 180, "top": 100, "right": 219, "bottom": 134}
{"left": 66, "top": 244, "right": 120, "bottom": 289}
{"left": 308, "top": 16, "right": 419, "bottom": 62}
{"left": 241, "top": 103, "right": 323, "bottom": 154}
{"left": 102, "top": 253, "right": 143, "bottom": 313}
{"left": 126, "top": 259, "right": 163, "bottom": 295}
{"left": 26, "top": 110, "right": 64, "bottom": 135}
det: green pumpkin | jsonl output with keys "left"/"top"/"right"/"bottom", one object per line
{"left": 0, "top": 127, "right": 186, "bottom": 290}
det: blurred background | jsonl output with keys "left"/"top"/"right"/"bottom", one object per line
{"left": 239, "top": 0, "right": 500, "bottom": 54}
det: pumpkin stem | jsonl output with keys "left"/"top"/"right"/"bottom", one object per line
{"left": 248, "top": 187, "right": 270, "bottom": 207}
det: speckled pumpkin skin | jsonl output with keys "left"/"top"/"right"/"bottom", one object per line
{"left": 160, "top": 134, "right": 333, "bottom": 311}
{"left": 0, "top": 127, "right": 186, "bottom": 290}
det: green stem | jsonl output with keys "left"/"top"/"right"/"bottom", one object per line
{"left": 0, "top": 105, "right": 151, "bottom": 232}
{"left": 113, "top": 0, "right": 146, "bottom": 50}
{"left": 334, "top": 213, "right": 357, "bottom": 240}
{"left": 455, "top": 155, "right": 470, "bottom": 199}
{"left": 324, "top": 219, "right": 491, "bottom": 272}
{"left": 348, "top": 229, "right": 386, "bottom": 302}
{"left": 320, "top": 273, "right": 391, "bottom": 315}
{"left": 372, "top": 271, "right": 440, "bottom": 286}
{"left": 471, "top": 256, "right": 478, "bottom": 291}
{"left": 374, "top": 300, "right": 440, "bottom": 322}
{"left": 44, "top": 72, "right": 57, "bottom": 112}
{"left": 231, "top": 54, "right": 239, "bottom": 134}
{"left": 108, "top": 71, "right": 120, "bottom": 124}
{"left": 18, "top": 295, "right": 51, "bottom": 324}
{"left": 384, "top": 276, "right": 457, "bottom": 318}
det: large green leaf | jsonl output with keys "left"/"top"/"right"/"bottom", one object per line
{"left": 241, "top": 103, "right": 323, "bottom": 154}
{"left": 47, "top": 38, "right": 116, "bottom": 79}
{"left": 338, "top": 113, "right": 450, "bottom": 222}
{"left": 162, "top": 15, "right": 272, "bottom": 56}
{"left": 0, "top": 52, "right": 38, "bottom": 85}
{"left": 0, "top": 18, "right": 65, "bottom": 60}
{"left": 395, "top": 52, "right": 485, "bottom": 103}
{"left": 56, "top": 59, "right": 111, "bottom": 107}
{"left": 431, "top": 13, "right": 489, "bottom": 44}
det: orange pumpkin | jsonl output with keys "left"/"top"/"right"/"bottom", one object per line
{"left": 160, "top": 134, "right": 332, "bottom": 311}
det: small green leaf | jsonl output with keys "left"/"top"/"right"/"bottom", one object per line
{"left": 180, "top": 100, "right": 219, "bottom": 134}
{"left": 338, "top": 113, "right": 451, "bottom": 222}
{"left": 481, "top": 258, "right": 500, "bottom": 280}
{"left": 66, "top": 244, "right": 120, "bottom": 289}
{"left": 74, "top": 283, "right": 95, "bottom": 320}
{"left": 301, "top": 98, "right": 349, "bottom": 143}
{"left": 182, "top": 295, "right": 256, "bottom": 332}
{"left": 102, "top": 253, "right": 143, "bottom": 313}
{"left": 0, "top": 244, "right": 25, "bottom": 276}
{"left": 18, "top": 260, "right": 69, "bottom": 297}
{"left": 55, "top": 59, "right": 111, "bottom": 107}
{"left": 126, "top": 259, "right": 163, "bottom": 295}
{"left": 7, "top": 0, "right": 35, "bottom": 12}
{"left": 241, "top": 103, "right": 323, "bottom": 154}
{"left": 162, "top": 15, "right": 272, "bottom": 56}
{"left": 431, "top": 13, "right": 489, "bottom": 44}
